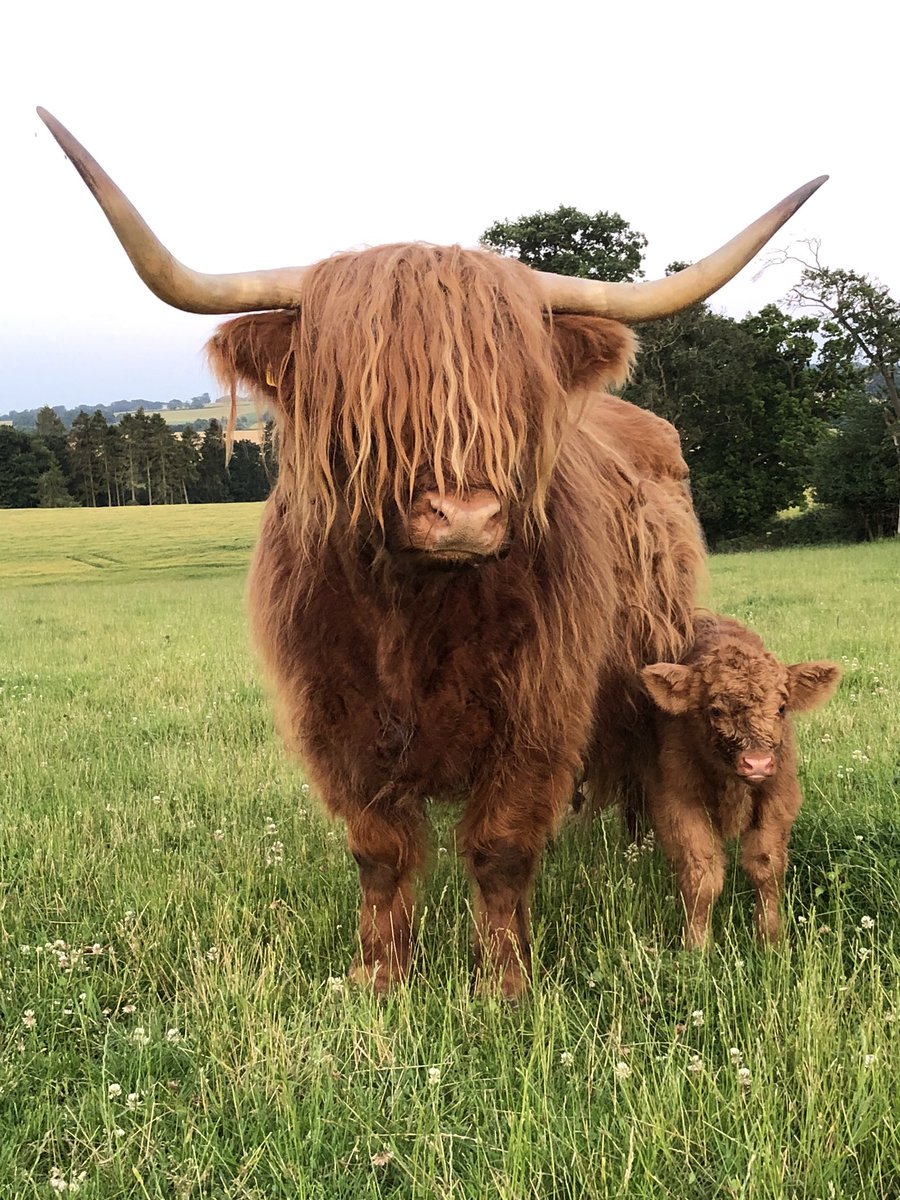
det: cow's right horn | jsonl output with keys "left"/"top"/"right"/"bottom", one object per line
{"left": 38, "top": 107, "right": 311, "bottom": 315}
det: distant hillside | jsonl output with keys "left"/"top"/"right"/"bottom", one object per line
{"left": 0, "top": 393, "right": 274, "bottom": 431}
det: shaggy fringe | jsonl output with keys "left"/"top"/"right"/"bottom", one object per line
{"left": 211, "top": 245, "right": 568, "bottom": 562}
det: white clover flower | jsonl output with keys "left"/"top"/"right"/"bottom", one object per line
{"left": 108, "top": 1083, "right": 123, "bottom": 1099}
{"left": 266, "top": 840, "right": 285, "bottom": 866}
{"left": 265, "top": 820, "right": 278, "bottom": 836}
{"left": 691, "top": 1009, "right": 704, "bottom": 1027}
{"left": 213, "top": 829, "right": 225, "bottom": 841}
{"left": 130, "top": 1026, "right": 151, "bottom": 1047}
{"left": 165, "top": 1028, "right": 182, "bottom": 1044}
{"left": 737, "top": 1066, "right": 752, "bottom": 1087}
{"left": 729, "top": 1047, "right": 742, "bottom": 1064}
{"left": 688, "top": 1054, "right": 703, "bottom": 1074}
{"left": 125, "top": 1092, "right": 142, "bottom": 1110}
{"left": 371, "top": 1150, "right": 394, "bottom": 1167}
{"left": 858, "top": 947, "right": 871, "bottom": 961}
{"left": 427, "top": 1067, "right": 441, "bottom": 1085}
{"left": 859, "top": 915, "right": 875, "bottom": 930}
{"left": 205, "top": 946, "right": 219, "bottom": 961}
{"left": 864, "top": 1053, "right": 876, "bottom": 1067}
{"left": 613, "top": 1061, "right": 632, "bottom": 1080}
{"left": 22, "top": 1010, "right": 36, "bottom": 1030}
{"left": 328, "top": 976, "right": 345, "bottom": 994}
{"left": 559, "top": 1051, "right": 574, "bottom": 1067}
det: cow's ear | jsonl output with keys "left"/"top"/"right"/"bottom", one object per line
{"left": 550, "top": 315, "right": 637, "bottom": 393}
{"left": 786, "top": 661, "right": 842, "bottom": 712}
{"left": 207, "top": 311, "right": 296, "bottom": 404}
{"left": 641, "top": 663, "right": 694, "bottom": 714}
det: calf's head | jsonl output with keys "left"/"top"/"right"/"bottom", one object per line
{"left": 642, "top": 642, "right": 841, "bottom": 782}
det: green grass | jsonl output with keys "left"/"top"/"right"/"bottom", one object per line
{"left": 0, "top": 508, "right": 898, "bottom": 1198}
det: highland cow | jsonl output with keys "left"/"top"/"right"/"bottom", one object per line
{"left": 641, "top": 614, "right": 841, "bottom": 949}
{"left": 38, "top": 107, "right": 827, "bottom": 996}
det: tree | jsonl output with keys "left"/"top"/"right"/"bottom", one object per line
{"left": 69, "top": 411, "right": 104, "bottom": 506}
{"left": 189, "top": 419, "right": 229, "bottom": 503}
{"left": 774, "top": 240, "right": 900, "bottom": 533}
{"left": 626, "top": 297, "right": 831, "bottom": 544}
{"left": 481, "top": 205, "right": 647, "bottom": 282}
{"left": 0, "top": 427, "right": 53, "bottom": 507}
{"left": 37, "top": 457, "right": 76, "bottom": 507}
{"left": 812, "top": 386, "right": 900, "bottom": 540}
{"left": 227, "top": 439, "right": 271, "bottom": 502}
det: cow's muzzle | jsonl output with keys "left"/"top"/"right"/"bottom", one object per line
{"left": 406, "top": 489, "right": 508, "bottom": 561}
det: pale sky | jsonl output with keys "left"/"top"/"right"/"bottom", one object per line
{"left": 2, "top": 0, "right": 897, "bottom": 412}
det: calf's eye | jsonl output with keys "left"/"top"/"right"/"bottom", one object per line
{"left": 709, "top": 706, "right": 724, "bottom": 719}
{"left": 778, "top": 704, "right": 786, "bottom": 716}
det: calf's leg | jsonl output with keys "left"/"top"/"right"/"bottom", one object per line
{"left": 346, "top": 807, "right": 425, "bottom": 993}
{"left": 651, "top": 799, "right": 727, "bottom": 949}
{"left": 740, "top": 818, "right": 791, "bottom": 945}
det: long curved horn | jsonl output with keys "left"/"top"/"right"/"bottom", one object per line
{"left": 533, "top": 175, "right": 828, "bottom": 322}
{"left": 37, "top": 107, "right": 310, "bottom": 314}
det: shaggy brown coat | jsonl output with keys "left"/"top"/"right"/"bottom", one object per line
{"left": 209, "top": 243, "right": 706, "bottom": 997}
{"left": 641, "top": 614, "right": 841, "bottom": 949}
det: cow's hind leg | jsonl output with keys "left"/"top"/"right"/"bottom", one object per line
{"left": 346, "top": 808, "right": 425, "bottom": 994}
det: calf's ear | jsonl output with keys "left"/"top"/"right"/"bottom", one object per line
{"left": 641, "top": 663, "right": 694, "bottom": 714}
{"left": 550, "top": 315, "right": 637, "bottom": 393}
{"left": 207, "top": 311, "right": 296, "bottom": 406}
{"left": 786, "top": 662, "right": 842, "bottom": 712}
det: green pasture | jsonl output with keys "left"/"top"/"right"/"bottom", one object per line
{"left": 0, "top": 506, "right": 898, "bottom": 1198}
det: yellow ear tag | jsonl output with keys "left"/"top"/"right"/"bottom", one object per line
{"left": 266, "top": 366, "right": 277, "bottom": 387}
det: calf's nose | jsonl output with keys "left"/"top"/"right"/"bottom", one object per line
{"left": 737, "top": 753, "right": 776, "bottom": 780}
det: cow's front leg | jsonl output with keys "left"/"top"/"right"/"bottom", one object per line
{"left": 461, "top": 765, "right": 571, "bottom": 1000}
{"left": 346, "top": 807, "right": 425, "bottom": 994}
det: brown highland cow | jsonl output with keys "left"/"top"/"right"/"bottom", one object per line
{"left": 641, "top": 614, "right": 841, "bottom": 949}
{"left": 38, "top": 108, "right": 827, "bottom": 996}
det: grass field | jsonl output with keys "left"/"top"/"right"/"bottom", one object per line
{"left": 1, "top": 506, "right": 898, "bottom": 1198}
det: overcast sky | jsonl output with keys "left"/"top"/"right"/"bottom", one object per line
{"left": 2, "top": 0, "right": 896, "bottom": 412}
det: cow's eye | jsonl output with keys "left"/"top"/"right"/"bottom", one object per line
{"left": 709, "top": 705, "right": 724, "bottom": 719}
{"left": 778, "top": 704, "right": 786, "bottom": 716}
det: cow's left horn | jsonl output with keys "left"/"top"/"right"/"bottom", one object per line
{"left": 533, "top": 176, "right": 828, "bottom": 323}
{"left": 38, "top": 107, "right": 310, "bottom": 315}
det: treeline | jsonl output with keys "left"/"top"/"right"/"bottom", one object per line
{"left": 0, "top": 408, "right": 276, "bottom": 509}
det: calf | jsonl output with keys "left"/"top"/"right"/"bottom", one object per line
{"left": 640, "top": 614, "right": 840, "bottom": 948}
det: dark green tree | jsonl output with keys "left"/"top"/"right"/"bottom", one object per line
{"left": 189, "top": 420, "right": 229, "bottom": 503}
{"left": 37, "top": 457, "right": 76, "bottom": 507}
{"left": 0, "top": 427, "right": 53, "bottom": 507}
{"left": 626, "top": 297, "right": 831, "bottom": 543}
{"left": 775, "top": 241, "right": 900, "bottom": 534}
{"left": 812, "top": 386, "right": 900, "bottom": 539}
{"left": 481, "top": 205, "right": 647, "bottom": 281}
{"left": 69, "top": 412, "right": 105, "bottom": 506}
{"left": 227, "top": 439, "right": 272, "bottom": 502}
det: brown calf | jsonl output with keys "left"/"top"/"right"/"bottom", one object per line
{"left": 640, "top": 614, "right": 840, "bottom": 948}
